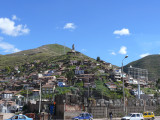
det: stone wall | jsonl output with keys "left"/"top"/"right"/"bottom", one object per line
{"left": 88, "top": 106, "right": 107, "bottom": 118}
{"left": 85, "top": 98, "right": 160, "bottom": 118}
{"left": 64, "top": 111, "right": 82, "bottom": 119}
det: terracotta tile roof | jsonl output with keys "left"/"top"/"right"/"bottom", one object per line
{"left": 32, "top": 89, "right": 40, "bottom": 92}
{"left": 2, "top": 90, "right": 16, "bottom": 94}
{"left": 42, "top": 84, "right": 54, "bottom": 88}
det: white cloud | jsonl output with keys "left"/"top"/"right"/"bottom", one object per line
{"left": 81, "top": 49, "right": 87, "bottom": 52}
{"left": 113, "top": 28, "right": 130, "bottom": 36}
{"left": 140, "top": 53, "right": 150, "bottom": 58}
{"left": 12, "top": 15, "right": 20, "bottom": 21}
{"left": 0, "top": 41, "right": 21, "bottom": 53}
{"left": 119, "top": 46, "right": 127, "bottom": 54}
{"left": 111, "top": 51, "right": 116, "bottom": 55}
{"left": 0, "top": 17, "right": 30, "bottom": 36}
{"left": 63, "top": 23, "right": 76, "bottom": 30}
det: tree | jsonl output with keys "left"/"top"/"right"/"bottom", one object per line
{"left": 5, "top": 66, "right": 11, "bottom": 74}
{"left": 156, "top": 78, "right": 160, "bottom": 89}
{"left": 66, "top": 70, "right": 74, "bottom": 85}
{"left": 96, "top": 56, "right": 100, "bottom": 61}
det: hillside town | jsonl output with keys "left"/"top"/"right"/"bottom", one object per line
{"left": 0, "top": 45, "right": 159, "bottom": 120}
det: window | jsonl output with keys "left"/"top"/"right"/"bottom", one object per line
{"left": 148, "top": 113, "right": 151, "bottom": 115}
{"left": 85, "top": 113, "right": 89, "bottom": 117}
{"left": 144, "top": 113, "right": 147, "bottom": 115}
{"left": 137, "top": 114, "right": 140, "bottom": 117}
{"left": 12, "top": 116, "right": 18, "bottom": 119}
{"left": 80, "top": 114, "right": 84, "bottom": 117}
{"left": 131, "top": 114, "right": 136, "bottom": 117}
{"left": 19, "top": 115, "right": 26, "bottom": 119}
{"left": 42, "top": 90, "right": 45, "bottom": 94}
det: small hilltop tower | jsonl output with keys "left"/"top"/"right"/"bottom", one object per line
{"left": 67, "top": 44, "right": 80, "bottom": 55}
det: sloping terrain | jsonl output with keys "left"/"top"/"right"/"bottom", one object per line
{"left": 0, "top": 44, "right": 71, "bottom": 69}
{"left": 124, "top": 54, "right": 160, "bottom": 81}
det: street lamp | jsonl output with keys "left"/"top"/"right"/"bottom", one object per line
{"left": 39, "top": 78, "right": 41, "bottom": 114}
{"left": 38, "top": 73, "right": 43, "bottom": 114}
{"left": 122, "top": 55, "right": 128, "bottom": 114}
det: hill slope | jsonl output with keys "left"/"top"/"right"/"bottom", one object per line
{"left": 124, "top": 54, "right": 160, "bottom": 81}
{"left": 0, "top": 44, "right": 71, "bottom": 69}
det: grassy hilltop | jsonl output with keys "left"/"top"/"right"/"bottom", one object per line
{"left": 0, "top": 44, "right": 71, "bottom": 69}
{"left": 124, "top": 54, "right": 160, "bottom": 81}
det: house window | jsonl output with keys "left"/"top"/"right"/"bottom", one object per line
{"left": 42, "top": 89, "right": 45, "bottom": 94}
{"left": 46, "top": 88, "right": 49, "bottom": 93}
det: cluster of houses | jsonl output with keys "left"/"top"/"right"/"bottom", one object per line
{"left": 0, "top": 47, "right": 150, "bottom": 114}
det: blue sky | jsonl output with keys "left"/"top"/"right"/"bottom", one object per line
{"left": 0, "top": 0, "right": 160, "bottom": 66}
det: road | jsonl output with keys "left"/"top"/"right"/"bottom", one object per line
{"left": 1, "top": 113, "right": 160, "bottom": 120}
{"left": 94, "top": 116, "right": 160, "bottom": 120}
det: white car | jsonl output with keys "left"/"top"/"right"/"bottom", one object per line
{"left": 121, "top": 113, "right": 144, "bottom": 120}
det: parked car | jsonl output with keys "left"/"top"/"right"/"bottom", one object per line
{"left": 72, "top": 112, "right": 93, "bottom": 120}
{"left": 121, "top": 113, "right": 144, "bottom": 120}
{"left": 5, "top": 114, "right": 33, "bottom": 120}
{"left": 143, "top": 111, "right": 155, "bottom": 120}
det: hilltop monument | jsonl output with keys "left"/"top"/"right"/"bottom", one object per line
{"left": 67, "top": 44, "right": 80, "bottom": 55}
{"left": 72, "top": 44, "right": 75, "bottom": 52}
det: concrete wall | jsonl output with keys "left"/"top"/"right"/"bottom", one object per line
{"left": 64, "top": 111, "right": 82, "bottom": 119}
{"left": 107, "top": 106, "right": 157, "bottom": 117}
{"left": 88, "top": 106, "right": 107, "bottom": 118}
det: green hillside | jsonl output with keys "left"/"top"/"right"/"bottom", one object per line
{"left": 0, "top": 44, "right": 71, "bottom": 69}
{"left": 124, "top": 54, "right": 160, "bottom": 81}
{"left": 0, "top": 44, "right": 125, "bottom": 99}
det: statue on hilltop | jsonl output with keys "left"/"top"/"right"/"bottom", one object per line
{"left": 72, "top": 44, "right": 75, "bottom": 52}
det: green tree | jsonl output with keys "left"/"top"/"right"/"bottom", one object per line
{"left": 5, "top": 66, "right": 11, "bottom": 74}
{"left": 66, "top": 70, "right": 74, "bottom": 85}
{"left": 156, "top": 78, "right": 160, "bottom": 89}
{"left": 96, "top": 56, "right": 100, "bottom": 61}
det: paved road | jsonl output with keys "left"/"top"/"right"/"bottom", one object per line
{"left": 94, "top": 116, "right": 160, "bottom": 120}
{"left": 1, "top": 113, "right": 160, "bottom": 120}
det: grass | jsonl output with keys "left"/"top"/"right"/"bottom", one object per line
{"left": 142, "top": 88, "right": 157, "bottom": 94}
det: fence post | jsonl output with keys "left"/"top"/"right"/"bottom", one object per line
{"left": 143, "top": 99, "right": 145, "bottom": 112}
{"left": 48, "top": 112, "right": 50, "bottom": 120}
{"left": 43, "top": 113, "right": 44, "bottom": 120}
{"left": 106, "top": 107, "right": 108, "bottom": 118}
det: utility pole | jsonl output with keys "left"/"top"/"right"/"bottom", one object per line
{"left": 138, "top": 68, "right": 140, "bottom": 99}
{"left": 39, "top": 78, "right": 41, "bottom": 114}
{"left": 53, "top": 86, "right": 55, "bottom": 102}
{"left": 122, "top": 55, "right": 128, "bottom": 114}
{"left": 26, "top": 85, "right": 28, "bottom": 104}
